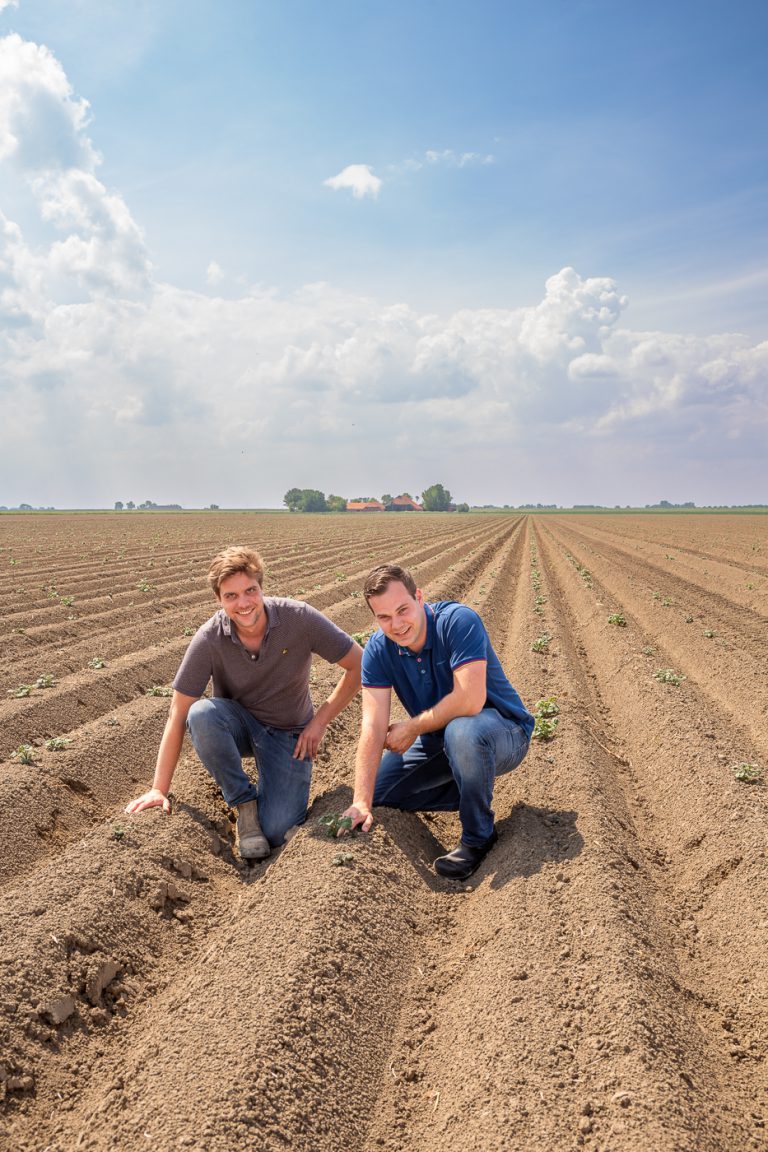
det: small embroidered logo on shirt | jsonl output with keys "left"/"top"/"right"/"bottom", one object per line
{"left": 282, "top": 648, "right": 289, "bottom": 655}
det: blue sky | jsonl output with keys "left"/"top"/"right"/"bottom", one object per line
{"left": 0, "top": 0, "right": 766, "bottom": 507}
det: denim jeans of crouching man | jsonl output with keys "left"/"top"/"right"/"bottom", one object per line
{"left": 186, "top": 697, "right": 311, "bottom": 847}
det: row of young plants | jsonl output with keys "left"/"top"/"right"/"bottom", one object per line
{"left": 557, "top": 538, "right": 699, "bottom": 690}
{"left": 542, "top": 524, "right": 764, "bottom": 785}
{"left": 528, "top": 534, "right": 560, "bottom": 745}
{"left": 529, "top": 539, "right": 552, "bottom": 657}
{"left": 7, "top": 681, "right": 175, "bottom": 765}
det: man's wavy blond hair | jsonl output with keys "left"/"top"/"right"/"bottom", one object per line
{"left": 207, "top": 546, "right": 265, "bottom": 598}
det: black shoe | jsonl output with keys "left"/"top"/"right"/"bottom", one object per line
{"left": 434, "top": 827, "right": 498, "bottom": 880}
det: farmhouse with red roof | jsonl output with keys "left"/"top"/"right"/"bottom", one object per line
{"left": 385, "top": 495, "right": 423, "bottom": 511}
{"left": 346, "top": 499, "right": 385, "bottom": 511}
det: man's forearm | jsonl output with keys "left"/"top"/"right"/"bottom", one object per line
{"left": 410, "top": 684, "right": 483, "bottom": 736}
{"left": 352, "top": 726, "right": 387, "bottom": 807}
{"left": 313, "top": 663, "right": 361, "bottom": 726}
{"left": 151, "top": 718, "right": 184, "bottom": 794}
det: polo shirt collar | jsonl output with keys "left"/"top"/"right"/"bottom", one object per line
{"left": 220, "top": 597, "right": 279, "bottom": 643}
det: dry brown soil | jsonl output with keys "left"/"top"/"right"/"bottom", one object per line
{"left": 0, "top": 511, "right": 766, "bottom": 1152}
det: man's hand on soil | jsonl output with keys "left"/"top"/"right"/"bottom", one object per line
{"left": 342, "top": 802, "right": 374, "bottom": 833}
{"left": 124, "top": 788, "right": 171, "bottom": 814}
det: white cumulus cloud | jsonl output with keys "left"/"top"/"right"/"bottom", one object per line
{"left": 324, "top": 163, "right": 382, "bottom": 200}
{"left": 0, "top": 34, "right": 151, "bottom": 304}
{"left": 0, "top": 34, "right": 97, "bottom": 170}
{"left": 206, "top": 260, "right": 225, "bottom": 286}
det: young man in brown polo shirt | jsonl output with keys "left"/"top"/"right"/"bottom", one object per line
{"left": 126, "top": 545, "right": 362, "bottom": 860}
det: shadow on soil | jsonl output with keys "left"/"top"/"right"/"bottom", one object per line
{"left": 305, "top": 789, "right": 584, "bottom": 894}
{"left": 486, "top": 803, "right": 583, "bottom": 890}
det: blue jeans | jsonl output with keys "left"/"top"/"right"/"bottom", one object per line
{"left": 373, "top": 709, "right": 530, "bottom": 846}
{"left": 186, "top": 698, "right": 312, "bottom": 847}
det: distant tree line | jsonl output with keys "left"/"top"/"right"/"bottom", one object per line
{"left": 114, "top": 500, "right": 183, "bottom": 510}
{"left": 0, "top": 504, "right": 56, "bottom": 511}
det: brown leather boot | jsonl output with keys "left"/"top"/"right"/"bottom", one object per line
{"left": 236, "top": 800, "right": 270, "bottom": 860}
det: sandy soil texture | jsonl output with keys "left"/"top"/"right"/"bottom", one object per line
{"left": 0, "top": 511, "right": 766, "bottom": 1152}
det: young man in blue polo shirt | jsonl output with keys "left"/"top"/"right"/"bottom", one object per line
{"left": 344, "top": 563, "right": 534, "bottom": 880}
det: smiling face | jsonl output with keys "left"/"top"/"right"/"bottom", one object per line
{"left": 367, "top": 580, "right": 427, "bottom": 652}
{"left": 216, "top": 570, "right": 266, "bottom": 635}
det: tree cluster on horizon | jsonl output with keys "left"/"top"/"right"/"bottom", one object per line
{"left": 283, "top": 484, "right": 469, "bottom": 512}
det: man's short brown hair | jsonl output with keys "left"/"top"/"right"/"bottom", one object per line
{"left": 363, "top": 563, "right": 418, "bottom": 605}
{"left": 207, "top": 546, "right": 265, "bottom": 598}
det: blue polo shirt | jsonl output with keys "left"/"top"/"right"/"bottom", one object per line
{"left": 362, "top": 601, "right": 534, "bottom": 739}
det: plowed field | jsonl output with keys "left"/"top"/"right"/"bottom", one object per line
{"left": 1, "top": 511, "right": 766, "bottom": 1152}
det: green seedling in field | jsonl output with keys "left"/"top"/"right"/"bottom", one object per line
{"left": 11, "top": 627, "right": 26, "bottom": 635}
{"left": 685, "top": 615, "right": 694, "bottom": 623}
{"left": 703, "top": 629, "right": 715, "bottom": 639}
{"left": 182, "top": 626, "right": 196, "bottom": 636}
{"left": 652, "top": 591, "right": 661, "bottom": 601}
{"left": 654, "top": 668, "right": 686, "bottom": 686}
{"left": 662, "top": 597, "right": 673, "bottom": 607}
{"left": 531, "top": 633, "right": 551, "bottom": 653}
{"left": 137, "top": 580, "right": 155, "bottom": 593}
{"left": 145, "top": 685, "right": 173, "bottom": 697}
{"left": 534, "top": 697, "right": 559, "bottom": 718}
{"left": 608, "top": 613, "right": 626, "bottom": 627}
{"left": 12, "top": 744, "right": 36, "bottom": 764}
{"left": 45, "top": 736, "right": 72, "bottom": 751}
{"left": 111, "top": 823, "right": 127, "bottom": 841}
{"left": 351, "top": 630, "right": 373, "bottom": 647}
{"left": 8, "top": 684, "right": 32, "bottom": 698}
{"left": 331, "top": 851, "right": 355, "bottom": 867}
{"left": 746, "top": 583, "right": 755, "bottom": 590}
{"left": 318, "top": 812, "right": 355, "bottom": 838}
{"left": 34, "top": 674, "right": 56, "bottom": 688}
{"left": 732, "top": 763, "right": 763, "bottom": 784}
{"left": 88, "top": 657, "right": 107, "bottom": 669}
{"left": 533, "top": 716, "right": 559, "bottom": 741}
